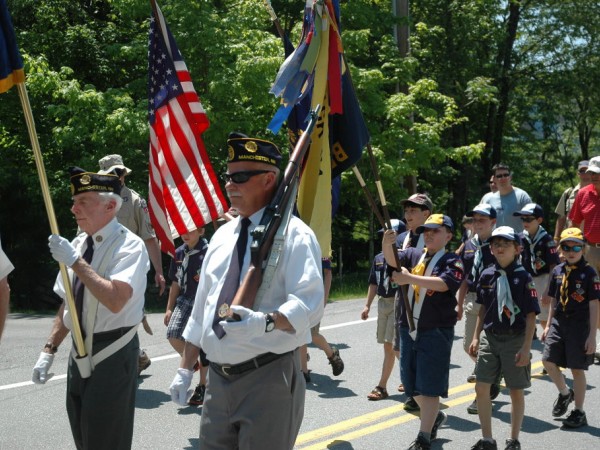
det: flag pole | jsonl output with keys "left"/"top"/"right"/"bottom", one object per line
{"left": 15, "top": 83, "right": 87, "bottom": 357}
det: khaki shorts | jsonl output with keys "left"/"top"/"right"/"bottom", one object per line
{"left": 585, "top": 245, "right": 600, "bottom": 274}
{"left": 463, "top": 292, "right": 481, "bottom": 353}
{"left": 533, "top": 273, "right": 550, "bottom": 321}
{"left": 376, "top": 296, "right": 396, "bottom": 344}
{"left": 476, "top": 330, "right": 531, "bottom": 390}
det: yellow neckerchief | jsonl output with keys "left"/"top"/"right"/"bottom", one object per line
{"left": 411, "top": 248, "right": 429, "bottom": 301}
{"left": 559, "top": 264, "right": 578, "bottom": 311}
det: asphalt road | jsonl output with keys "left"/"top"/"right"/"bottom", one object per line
{"left": 1, "top": 298, "right": 599, "bottom": 449}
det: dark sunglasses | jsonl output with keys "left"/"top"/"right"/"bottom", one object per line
{"left": 578, "top": 169, "right": 588, "bottom": 174}
{"left": 495, "top": 173, "right": 510, "bottom": 179}
{"left": 561, "top": 244, "right": 583, "bottom": 252}
{"left": 222, "top": 170, "right": 274, "bottom": 184}
{"left": 520, "top": 217, "right": 536, "bottom": 223}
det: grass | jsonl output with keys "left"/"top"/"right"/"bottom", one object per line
{"left": 329, "top": 271, "right": 369, "bottom": 301}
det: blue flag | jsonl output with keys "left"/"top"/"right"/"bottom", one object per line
{"left": 0, "top": 0, "right": 24, "bottom": 93}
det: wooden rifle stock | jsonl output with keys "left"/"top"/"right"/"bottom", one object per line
{"left": 229, "top": 105, "right": 322, "bottom": 315}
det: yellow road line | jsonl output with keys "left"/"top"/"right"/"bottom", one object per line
{"left": 296, "top": 362, "right": 545, "bottom": 449}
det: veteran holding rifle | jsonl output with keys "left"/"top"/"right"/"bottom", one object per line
{"left": 170, "top": 127, "right": 324, "bottom": 449}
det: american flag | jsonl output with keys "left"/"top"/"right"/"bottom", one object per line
{"left": 148, "top": 2, "right": 227, "bottom": 256}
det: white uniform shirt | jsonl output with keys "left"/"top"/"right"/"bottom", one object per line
{"left": 0, "top": 239, "right": 14, "bottom": 280}
{"left": 54, "top": 218, "right": 150, "bottom": 333}
{"left": 183, "top": 210, "right": 324, "bottom": 365}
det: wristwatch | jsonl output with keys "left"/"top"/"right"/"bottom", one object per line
{"left": 265, "top": 313, "right": 276, "bottom": 333}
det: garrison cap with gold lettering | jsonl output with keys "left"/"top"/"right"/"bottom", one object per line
{"left": 69, "top": 166, "right": 121, "bottom": 196}
{"left": 559, "top": 228, "right": 585, "bottom": 245}
{"left": 227, "top": 132, "right": 282, "bottom": 168}
{"left": 416, "top": 213, "right": 454, "bottom": 233}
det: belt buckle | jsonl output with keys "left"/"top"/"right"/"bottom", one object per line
{"left": 221, "top": 364, "right": 232, "bottom": 376}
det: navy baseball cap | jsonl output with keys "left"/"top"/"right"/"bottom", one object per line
{"left": 512, "top": 203, "right": 544, "bottom": 218}
{"left": 466, "top": 204, "right": 497, "bottom": 219}
{"left": 416, "top": 214, "right": 454, "bottom": 234}
{"left": 491, "top": 226, "right": 520, "bottom": 245}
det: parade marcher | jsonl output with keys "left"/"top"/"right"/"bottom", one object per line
{"left": 513, "top": 203, "right": 559, "bottom": 338}
{"left": 98, "top": 154, "right": 166, "bottom": 375}
{"left": 169, "top": 133, "right": 324, "bottom": 450}
{"left": 164, "top": 227, "right": 209, "bottom": 405}
{"left": 362, "top": 219, "right": 405, "bottom": 400}
{"left": 482, "top": 163, "right": 532, "bottom": 233}
{"left": 554, "top": 160, "right": 590, "bottom": 240}
{"left": 542, "top": 228, "right": 599, "bottom": 428}
{"left": 569, "top": 155, "right": 600, "bottom": 361}
{"left": 383, "top": 214, "right": 464, "bottom": 450}
{"left": 32, "top": 167, "right": 150, "bottom": 449}
{"left": 0, "top": 236, "right": 14, "bottom": 341}
{"left": 394, "top": 193, "right": 432, "bottom": 407}
{"left": 299, "top": 257, "right": 344, "bottom": 383}
{"left": 469, "top": 227, "right": 539, "bottom": 450}
{"left": 457, "top": 204, "right": 499, "bottom": 414}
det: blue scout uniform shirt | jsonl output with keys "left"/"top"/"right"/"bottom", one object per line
{"left": 460, "top": 236, "right": 495, "bottom": 292}
{"left": 548, "top": 258, "right": 600, "bottom": 317}
{"left": 396, "top": 230, "right": 421, "bottom": 249}
{"left": 168, "top": 238, "right": 208, "bottom": 299}
{"left": 391, "top": 247, "right": 464, "bottom": 329}
{"left": 519, "top": 227, "right": 559, "bottom": 276}
{"left": 476, "top": 260, "right": 540, "bottom": 332}
{"left": 368, "top": 252, "right": 398, "bottom": 297}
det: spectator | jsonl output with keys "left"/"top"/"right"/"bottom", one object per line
{"left": 481, "top": 163, "right": 532, "bottom": 233}
{"left": 553, "top": 160, "right": 590, "bottom": 240}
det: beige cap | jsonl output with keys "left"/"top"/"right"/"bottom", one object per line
{"left": 98, "top": 154, "right": 132, "bottom": 175}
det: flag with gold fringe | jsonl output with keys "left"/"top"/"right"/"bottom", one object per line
{"left": 0, "top": 0, "right": 25, "bottom": 93}
{"left": 268, "top": 0, "right": 369, "bottom": 258}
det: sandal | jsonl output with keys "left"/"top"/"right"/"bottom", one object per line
{"left": 367, "top": 386, "right": 389, "bottom": 401}
{"left": 398, "top": 383, "right": 405, "bottom": 392}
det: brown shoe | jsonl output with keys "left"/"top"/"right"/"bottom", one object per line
{"left": 138, "top": 350, "right": 151, "bottom": 376}
{"left": 328, "top": 346, "right": 344, "bottom": 376}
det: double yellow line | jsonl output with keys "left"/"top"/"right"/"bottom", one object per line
{"left": 295, "top": 361, "right": 545, "bottom": 449}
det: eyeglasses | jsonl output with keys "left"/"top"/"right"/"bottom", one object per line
{"left": 520, "top": 217, "right": 536, "bottom": 223}
{"left": 222, "top": 170, "right": 274, "bottom": 184}
{"left": 495, "top": 173, "right": 510, "bottom": 179}
{"left": 561, "top": 244, "right": 583, "bottom": 252}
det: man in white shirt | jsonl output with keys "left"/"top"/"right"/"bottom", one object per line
{"left": 0, "top": 237, "right": 14, "bottom": 341}
{"left": 170, "top": 133, "right": 324, "bottom": 450}
{"left": 31, "top": 167, "right": 149, "bottom": 449}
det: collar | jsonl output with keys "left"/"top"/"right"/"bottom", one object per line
{"left": 494, "top": 260, "right": 520, "bottom": 274}
{"left": 88, "top": 218, "right": 122, "bottom": 248}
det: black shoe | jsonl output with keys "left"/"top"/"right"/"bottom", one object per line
{"left": 430, "top": 410, "right": 447, "bottom": 440}
{"left": 504, "top": 438, "right": 521, "bottom": 450}
{"left": 563, "top": 409, "right": 587, "bottom": 428}
{"left": 467, "top": 399, "right": 478, "bottom": 414}
{"left": 302, "top": 370, "right": 311, "bottom": 383}
{"left": 328, "top": 346, "right": 344, "bottom": 376}
{"left": 467, "top": 373, "right": 477, "bottom": 383}
{"left": 552, "top": 389, "right": 574, "bottom": 417}
{"left": 490, "top": 383, "right": 501, "bottom": 400}
{"left": 188, "top": 384, "right": 206, "bottom": 406}
{"left": 407, "top": 435, "right": 431, "bottom": 450}
{"left": 403, "top": 396, "right": 420, "bottom": 411}
{"left": 137, "top": 350, "right": 151, "bottom": 376}
{"left": 471, "top": 439, "right": 498, "bottom": 450}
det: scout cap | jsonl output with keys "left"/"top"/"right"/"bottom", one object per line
{"left": 378, "top": 218, "right": 406, "bottom": 234}
{"left": 513, "top": 202, "right": 544, "bottom": 218}
{"left": 227, "top": 132, "right": 282, "bottom": 167}
{"left": 559, "top": 228, "right": 585, "bottom": 245}
{"left": 491, "top": 226, "right": 520, "bottom": 245}
{"left": 466, "top": 204, "right": 497, "bottom": 219}
{"left": 400, "top": 193, "right": 433, "bottom": 211}
{"left": 69, "top": 166, "right": 121, "bottom": 196}
{"left": 416, "top": 214, "right": 454, "bottom": 234}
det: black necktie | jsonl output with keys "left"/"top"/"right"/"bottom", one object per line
{"left": 212, "top": 218, "right": 251, "bottom": 338}
{"left": 73, "top": 236, "right": 94, "bottom": 331}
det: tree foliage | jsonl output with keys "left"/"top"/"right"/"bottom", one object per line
{"left": 1, "top": 0, "right": 599, "bottom": 309}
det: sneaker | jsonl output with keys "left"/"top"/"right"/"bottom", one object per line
{"left": 563, "top": 409, "right": 587, "bottom": 428}
{"left": 552, "top": 389, "right": 574, "bottom": 417}
{"left": 403, "top": 396, "right": 420, "bottom": 412}
{"left": 302, "top": 370, "right": 311, "bottom": 383}
{"left": 467, "top": 399, "right": 478, "bottom": 415}
{"left": 490, "top": 383, "right": 501, "bottom": 400}
{"left": 137, "top": 350, "right": 151, "bottom": 376}
{"left": 188, "top": 384, "right": 206, "bottom": 406}
{"left": 504, "top": 438, "right": 521, "bottom": 450}
{"left": 407, "top": 435, "right": 431, "bottom": 450}
{"left": 467, "top": 373, "right": 477, "bottom": 383}
{"left": 471, "top": 439, "right": 498, "bottom": 450}
{"left": 430, "top": 410, "right": 447, "bottom": 440}
{"left": 328, "top": 346, "right": 344, "bottom": 376}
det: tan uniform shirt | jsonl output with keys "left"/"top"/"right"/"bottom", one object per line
{"left": 117, "top": 185, "right": 156, "bottom": 241}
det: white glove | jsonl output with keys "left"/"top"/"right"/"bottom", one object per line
{"left": 48, "top": 234, "right": 79, "bottom": 267}
{"left": 219, "top": 305, "right": 266, "bottom": 339}
{"left": 169, "top": 368, "right": 194, "bottom": 406}
{"left": 32, "top": 352, "right": 55, "bottom": 384}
